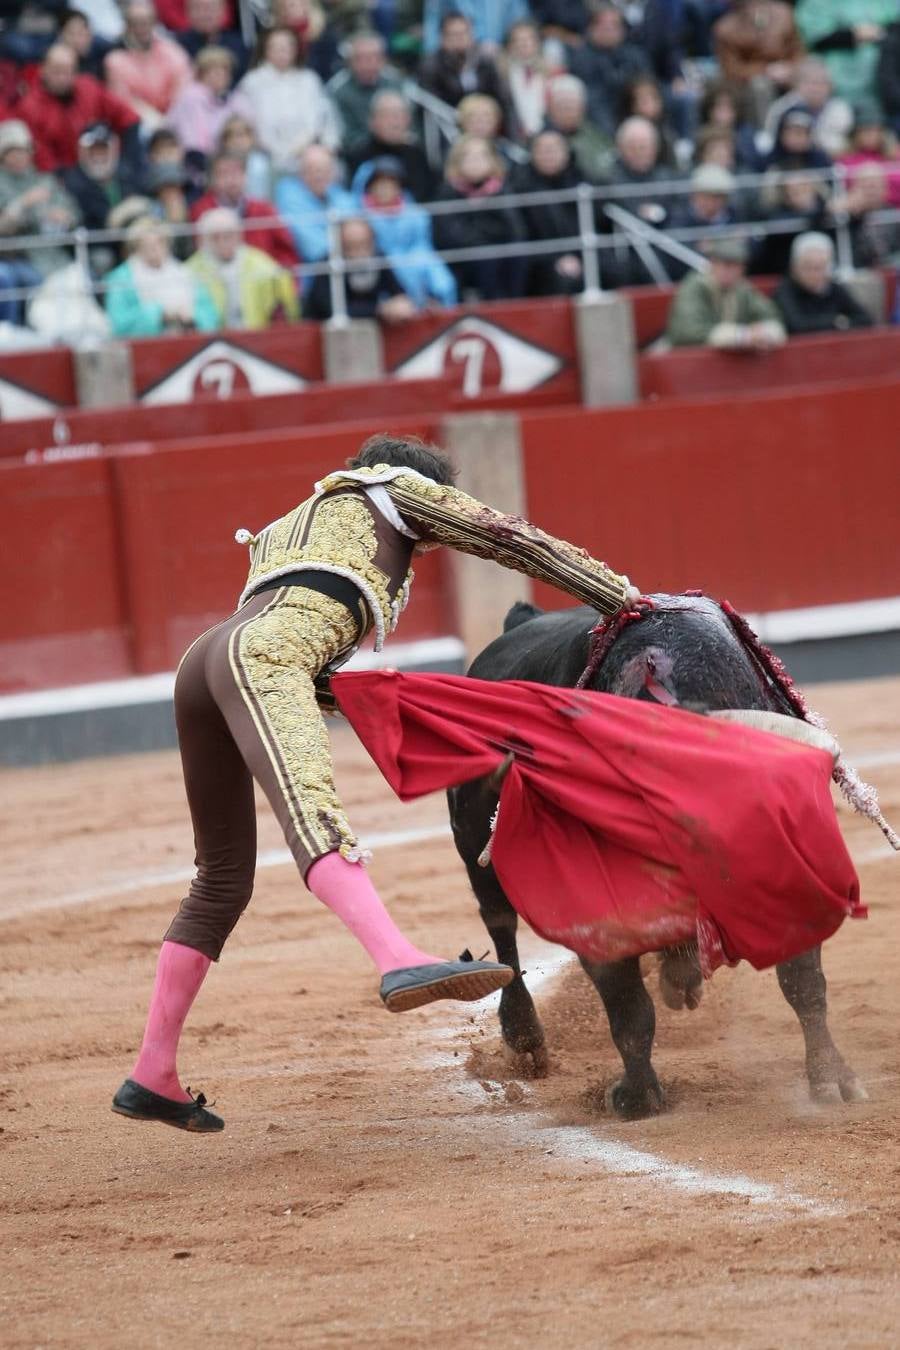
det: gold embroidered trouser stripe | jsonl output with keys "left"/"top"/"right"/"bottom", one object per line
{"left": 228, "top": 589, "right": 359, "bottom": 864}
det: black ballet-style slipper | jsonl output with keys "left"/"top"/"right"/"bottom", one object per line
{"left": 111, "top": 1079, "right": 224, "bottom": 1132}
{"left": 379, "top": 959, "right": 514, "bottom": 1013}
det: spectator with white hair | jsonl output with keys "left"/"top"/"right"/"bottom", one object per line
{"left": 773, "top": 231, "right": 874, "bottom": 333}
{"left": 326, "top": 31, "right": 402, "bottom": 157}
{"left": 237, "top": 26, "right": 340, "bottom": 173}
{"left": 186, "top": 206, "right": 299, "bottom": 329}
{"left": 104, "top": 0, "right": 192, "bottom": 129}
{"left": 544, "top": 74, "right": 615, "bottom": 182}
{"left": 275, "top": 143, "right": 355, "bottom": 263}
{"left": 105, "top": 216, "right": 218, "bottom": 336}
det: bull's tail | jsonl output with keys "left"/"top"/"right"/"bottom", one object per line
{"left": 503, "top": 601, "right": 544, "bottom": 633}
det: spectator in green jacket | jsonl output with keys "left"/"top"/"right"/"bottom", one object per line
{"left": 666, "top": 236, "right": 787, "bottom": 349}
{"left": 105, "top": 215, "right": 219, "bottom": 336}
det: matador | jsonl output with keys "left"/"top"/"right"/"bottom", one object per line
{"left": 113, "top": 434, "right": 637, "bottom": 1132}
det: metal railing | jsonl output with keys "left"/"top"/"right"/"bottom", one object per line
{"left": 1, "top": 166, "right": 897, "bottom": 331}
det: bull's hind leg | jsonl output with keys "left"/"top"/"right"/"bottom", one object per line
{"left": 580, "top": 956, "right": 665, "bottom": 1119}
{"left": 466, "top": 862, "right": 549, "bottom": 1077}
{"left": 776, "top": 946, "right": 868, "bottom": 1103}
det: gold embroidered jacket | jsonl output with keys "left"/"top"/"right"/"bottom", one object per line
{"left": 236, "top": 464, "right": 632, "bottom": 651}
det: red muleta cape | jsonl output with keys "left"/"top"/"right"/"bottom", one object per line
{"left": 332, "top": 672, "right": 864, "bottom": 976}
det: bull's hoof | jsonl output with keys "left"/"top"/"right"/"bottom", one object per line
{"left": 809, "top": 1075, "right": 868, "bottom": 1105}
{"left": 605, "top": 1077, "right": 666, "bottom": 1120}
{"left": 512, "top": 1041, "right": 549, "bottom": 1080}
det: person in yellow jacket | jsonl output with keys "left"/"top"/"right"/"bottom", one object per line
{"left": 187, "top": 205, "right": 299, "bottom": 329}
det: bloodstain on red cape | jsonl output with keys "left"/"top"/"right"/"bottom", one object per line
{"left": 332, "top": 671, "right": 865, "bottom": 977}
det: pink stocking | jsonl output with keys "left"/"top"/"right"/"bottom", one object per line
{"left": 130, "top": 940, "right": 211, "bottom": 1102}
{"left": 307, "top": 852, "right": 441, "bottom": 975}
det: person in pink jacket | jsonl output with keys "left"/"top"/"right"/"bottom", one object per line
{"left": 166, "top": 46, "right": 253, "bottom": 157}
{"left": 104, "top": 0, "right": 192, "bottom": 128}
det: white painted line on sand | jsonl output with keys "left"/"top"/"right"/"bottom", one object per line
{"left": 3, "top": 823, "right": 453, "bottom": 920}
{"left": 436, "top": 954, "right": 844, "bottom": 1220}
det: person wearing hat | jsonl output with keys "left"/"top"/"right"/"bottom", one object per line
{"left": 165, "top": 45, "right": 254, "bottom": 159}
{"left": 766, "top": 104, "right": 835, "bottom": 170}
{"left": 0, "top": 120, "right": 80, "bottom": 324}
{"left": 144, "top": 162, "right": 194, "bottom": 257}
{"left": 60, "top": 123, "right": 142, "bottom": 232}
{"left": 351, "top": 154, "right": 457, "bottom": 307}
{"left": 666, "top": 234, "right": 787, "bottom": 349}
{"left": 186, "top": 205, "right": 299, "bottom": 328}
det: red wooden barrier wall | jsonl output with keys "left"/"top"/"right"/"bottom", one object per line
{"left": 639, "top": 327, "right": 900, "bottom": 400}
{"left": 521, "top": 378, "right": 900, "bottom": 616}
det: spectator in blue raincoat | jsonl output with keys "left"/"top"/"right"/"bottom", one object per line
{"left": 351, "top": 155, "right": 457, "bottom": 307}
{"left": 275, "top": 143, "right": 355, "bottom": 264}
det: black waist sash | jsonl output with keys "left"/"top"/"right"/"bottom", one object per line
{"left": 253, "top": 569, "right": 367, "bottom": 631}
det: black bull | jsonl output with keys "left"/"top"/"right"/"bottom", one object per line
{"left": 447, "top": 596, "right": 867, "bottom": 1119}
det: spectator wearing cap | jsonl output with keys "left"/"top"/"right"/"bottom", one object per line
{"left": 346, "top": 90, "right": 437, "bottom": 202}
{"left": 419, "top": 12, "right": 510, "bottom": 115}
{"left": 509, "top": 128, "right": 587, "bottom": 296}
{"left": 351, "top": 155, "right": 457, "bottom": 306}
{"left": 544, "top": 74, "right": 615, "bottom": 183}
{"left": 0, "top": 119, "right": 80, "bottom": 323}
{"left": 303, "top": 216, "right": 417, "bottom": 322}
{"left": 666, "top": 235, "right": 787, "bottom": 348}
{"left": 567, "top": 3, "right": 650, "bottom": 138}
{"left": 237, "top": 26, "right": 340, "bottom": 174}
{"left": 61, "top": 123, "right": 143, "bottom": 231}
{"left": 766, "top": 105, "right": 834, "bottom": 170}
{"left": 431, "top": 134, "right": 526, "bottom": 300}
{"left": 795, "top": 0, "right": 895, "bottom": 109}
{"left": 668, "top": 163, "right": 750, "bottom": 280}
{"left": 422, "top": 0, "right": 529, "bottom": 54}
{"left": 191, "top": 150, "right": 298, "bottom": 267}
{"left": 105, "top": 215, "right": 218, "bottom": 336}
{"left": 17, "top": 42, "right": 141, "bottom": 173}
{"left": 186, "top": 206, "right": 299, "bottom": 328}
{"left": 165, "top": 46, "right": 253, "bottom": 159}
{"left": 713, "top": 0, "right": 804, "bottom": 122}
{"left": 144, "top": 162, "right": 193, "bottom": 256}
{"left": 325, "top": 31, "right": 402, "bottom": 158}
{"left": 104, "top": 1, "right": 192, "bottom": 130}
{"left": 773, "top": 230, "right": 874, "bottom": 333}
{"left": 275, "top": 143, "right": 355, "bottom": 265}
{"left": 177, "top": 0, "right": 248, "bottom": 80}
{"left": 763, "top": 59, "right": 854, "bottom": 160}
{"left": 838, "top": 106, "right": 900, "bottom": 205}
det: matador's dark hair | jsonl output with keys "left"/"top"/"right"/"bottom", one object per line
{"left": 348, "top": 434, "right": 457, "bottom": 486}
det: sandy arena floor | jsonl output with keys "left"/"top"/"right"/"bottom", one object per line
{"left": 1, "top": 676, "right": 898, "bottom": 1350}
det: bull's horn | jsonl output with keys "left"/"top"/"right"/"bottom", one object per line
{"left": 709, "top": 709, "right": 839, "bottom": 763}
{"left": 488, "top": 751, "right": 516, "bottom": 792}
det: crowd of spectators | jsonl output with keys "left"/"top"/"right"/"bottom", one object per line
{"left": 1, "top": 0, "right": 899, "bottom": 345}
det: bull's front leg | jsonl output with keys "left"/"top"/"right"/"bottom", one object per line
{"left": 776, "top": 946, "right": 868, "bottom": 1103}
{"left": 464, "top": 860, "right": 549, "bottom": 1077}
{"left": 580, "top": 956, "right": 665, "bottom": 1119}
